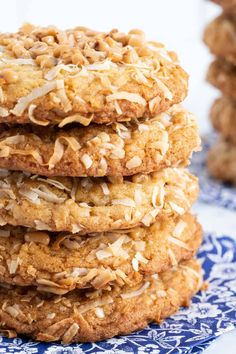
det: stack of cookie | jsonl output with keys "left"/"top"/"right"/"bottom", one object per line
{"left": 0, "top": 24, "right": 202, "bottom": 343}
{"left": 204, "top": 0, "right": 236, "bottom": 183}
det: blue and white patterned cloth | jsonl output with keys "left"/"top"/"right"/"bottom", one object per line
{"left": 0, "top": 232, "right": 235, "bottom": 354}
{"left": 0, "top": 133, "right": 236, "bottom": 353}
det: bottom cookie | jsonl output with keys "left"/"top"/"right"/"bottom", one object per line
{"left": 208, "top": 139, "right": 236, "bottom": 184}
{"left": 0, "top": 258, "right": 202, "bottom": 344}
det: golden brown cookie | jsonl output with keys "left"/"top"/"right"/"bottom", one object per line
{"left": 211, "top": 0, "right": 236, "bottom": 14}
{"left": 208, "top": 138, "right": 236, "bottom": 184}
{"left": 0, "top": 105, "right": 200, "bottom": 177}
{"left": 204, "top": 14, "right": 236, "bottom": 65}
{"left": 0, "top": 258, "right": 202, "bottom": 343}
{"left": 0, "top": 213, "right": 202, "bottom": 294}
{"left": 207, "top": 59, "right": 236, "bottom": 100}
{"left": 0, "top": 168, "right": 198, "bottom": 233}
{"left": 0, "top": 24, "right": 188, "bottom": 126}
{"left": 210, "top": 96, "right": 236, "bottom": 144}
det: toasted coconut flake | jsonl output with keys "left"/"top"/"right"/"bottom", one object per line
{"left": 2, "top": 58, "right": 36, "bottom": 65}
{"left": 95, "top": 307, "right": 105, "bottom": 319}
{"left": 114, "top": 100, "right": 122, "bottom": 115}
{"left": 28, "top": 104, "right": 49, "bottom": 126}
{"left": 7, "top": 257, "right": 21, "bottom": 274}
{"left": 47, "top": 139, "right": 64, "bottom": 170}
{"left": 169, "top": 201, "right": 185, "bottom": 215}
{"left": 132, "top": 257, "right": 139, "bottom": 271}
{"left": 134, "top": 240, "right": 146, "bottom": 252}
{"left": 134, "top": 189, "right": 142, "bottom": 205}
{"left": 34, "top": 220, "right": 51, "bottom": 230}
{"left": 115, "top": 269, "right": 127, "bottom": 280}
{"left": 121, "top": 281, "right": 150, "bottom": 299}
{"left": 135, "top": 251, "right": 148, "bottom": 264}
{"left": 45, "top": 64, "right": 78, "bottom": 80}
{"left": 58, "top": 114, "right": 93, "bottom": 127}
{"left": 31, "top": 185, "right": 66, "bottom": 203}
{"left": 154, "top": 78, "right": 173, "bottom": 100}
{"left": 0, "top": 146, "right": 9, "bottom": 157}
{"left": 95, "top": 248, "right": 112, "bottom": 260}
{"left": 173, "top": 220, "right": 187, "bottom": 238}
{"left": 47, "top": 313, "right": 56, "bottom": 320}
{"left": 5, "top": 305, "right": 20, "bottom": 318}
{"left": 37, "top": 178, "right": 71, "bottom": 192}
{"left": 149, "top": 96, "right": 161, "bottom": 113}
{"left": 138, "top": 123, "right": 150, "bottom": 132}
{"left": 0, "top": 107, "right": 9, "bottom": 117}
{"left": 78, "top": 296, "right": 113, "bottom": 314}
{"left": 156, "top": 290, "right": 167, "bottom": 298}
{"left": 91, "top": 269, "right": 115, "bottom": 288}
{"left": 37, "top": 279, "right": 61, "bottom": 287}
{"left": 71, "top": 224, "right": 83, "bottom": 234}
{"left": 100, "top": 182, "right": 110, "bottom": 196}
{"left": 126, "top": 156, "right": 142, "bottom": 169}
{"left": 168, "top": 236, "right": 190, "bottom": 250}
{"left": 56, "top": 80, "right": 72, "bottom": 112}
{"left": 109, "top": 235, "right": 129, "bottom": 258}
{"left": 70, "top": 268, "right": 88, "bottom": 277}
{"left": 0, "top": 135, "right": 25, "bottom": 145}
{"left": 106, "top": 92, "right": 146, "bottom": 105}
{"left": 168, "top": 248, "right": 178, "bottom": 266}
{"left": 10, "top": 81, "right": 58, "bottom": 116}
{"left": 47, "top": 136, "right": 81, "bottom": 170}
{"left": 86, "top": 60, "right": 116, "bottom": 71}
{"left": 61, "top": 137, "right": 81, "bottom": 152}
{"left": 141, "top": 208, "right": 159, "bottom": 227}
{"left": 112, "top": 198, "right": 136, "bottom": 208}
{"left": 81, "top": 154, "right": 93, "bottom": 169}
{"left": 62, "top": 323, "right": 80, "bottom": 344}
{"left": 152, "top": 186, "right": 159, "bottom": 208}
{"left": 0, "top": 216, "right": 6, "bottom": 226}
{"left": 19, "top": 188, "right": 40, "bottom": 204}
{"left": 181, "top": 265, "right": 200, "bottom": 279}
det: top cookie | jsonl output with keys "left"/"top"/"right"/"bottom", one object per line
{"left": 0, "top": 24, "right": 188, "bottom": 126}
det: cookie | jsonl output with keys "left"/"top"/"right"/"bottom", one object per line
{"left": 0, "top": 213, "right": 202, "bottom": 294}
{"left": 0, "top": 105, "right": 200, "bottom": 177}
{"left": 0, "top": 168, "right": 198, "bottom": 233}
{"left": 0, "top": 258, "right": 202, "bottom": 343}
{"left": 207, "top": 59, "right": 236, "bottom": 100}
{"left": 208, "top": 138, "right": 236, "bottom": 184}
{"left": 210, "top": 96, "right": 236, "bottom": 144}
{"left": 211, "top": 0, "right": 236, "bottom": 14}
{"left": 0, "top": 24, "right": 188, "bottom": 126}
{"left": 204, "top": 14, "right": 236, "bottom": 65}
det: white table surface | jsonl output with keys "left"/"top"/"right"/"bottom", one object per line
{"left": 0, "top": 0, "right": 236, "bottom": 351}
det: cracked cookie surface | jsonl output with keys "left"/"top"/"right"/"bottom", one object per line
{"left": 0, "top": 24, "right": 188, "bottom": 126}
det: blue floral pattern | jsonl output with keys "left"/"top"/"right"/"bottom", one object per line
{"left": 0, "top": 232, "right": 235, "bottom": 353}
{"left": 191, "top": 133, "right": 236, "bottom": 210}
